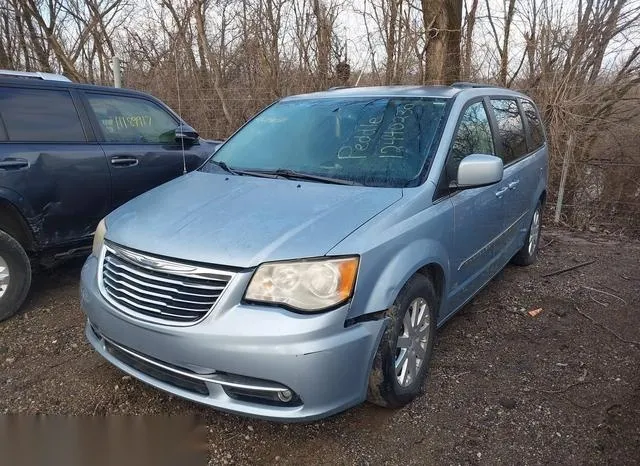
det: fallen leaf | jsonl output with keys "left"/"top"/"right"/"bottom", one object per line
{"left": 528, "top": 308, "right": 543, "bottom": 317}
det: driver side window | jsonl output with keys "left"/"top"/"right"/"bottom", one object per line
{"left": 447, "top": 101, "right": 494, "bottom": 180}
{"left": 87, "top": 93, "right": 178, "bottom": 144}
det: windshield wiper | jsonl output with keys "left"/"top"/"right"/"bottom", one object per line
{"left": 209, "top": 163, "right": 360, "bottom": 185}
{"left": 266, "top": 169, "right": 361, "bottom": 186}
{"left": 209, "top": 160, "right": 238, "bottom": 175}
{"left": 209, "top": 161, "right": 278, "bottom": 179}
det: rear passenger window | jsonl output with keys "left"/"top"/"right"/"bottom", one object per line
{"left": 490, "top": 99, "right": 528, "bottom": 163}
{"left": 447, "top": 101, "right": 494, "bottom": 179}
{"left": 86, "top": 94, "right": 177, "bottom": 144}
{"left": 0, "top": 87, "right": 86, "bottom": 142}
{"left": 521, "top": 100, "right": 545, "bottom": 150}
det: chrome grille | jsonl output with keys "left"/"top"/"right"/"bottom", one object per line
{"left": 99, "top": 243, "right": 234, "bottom": 324}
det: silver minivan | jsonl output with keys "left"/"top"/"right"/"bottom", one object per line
{"left": 81, "top": 84, "right": 548, "bottom": 421}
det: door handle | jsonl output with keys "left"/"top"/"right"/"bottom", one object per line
{"left": 0, "top": 158, "right": 29, "bottom": 170}
{"left": 508, "top": 180, "right": 520, "bottom": 190}
{"left": 110, "top": 156, "right": 139, "bottom": 167}
{"left": 495, "top": 187, "right": 508, "bottom": 197}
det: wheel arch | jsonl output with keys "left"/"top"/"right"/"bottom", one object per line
{"left": 416, "top": 262, "right": 446, "bottom": 320}
{"left": 0, "top": 198, "right": 36, "bottom": 251}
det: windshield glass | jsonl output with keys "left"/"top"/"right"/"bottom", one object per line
{"left": 202, "top": 97, "right": 449, "bottom": 187}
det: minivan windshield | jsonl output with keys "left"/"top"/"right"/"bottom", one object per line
{"left": 202, "top": 97, "right": 449, "bottom": 187}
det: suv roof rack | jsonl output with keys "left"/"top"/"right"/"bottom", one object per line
{"left": 0, "top": 69, "right": 71, "bottom": 82}
{"left": 327, "top": 86, "right": 349, "bottom": 91}
{"left": 450, "top": 82, "right": 499, "bottom": 89}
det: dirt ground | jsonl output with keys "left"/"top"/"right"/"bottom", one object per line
{"left": 1, "top": 226, "right": 638, "bottom": 465}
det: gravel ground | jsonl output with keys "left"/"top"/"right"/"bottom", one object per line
{"left": 1, "top": 226, "right": 638, "bottom": 465}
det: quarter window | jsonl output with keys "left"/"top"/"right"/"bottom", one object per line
{"left": 447, "top": 101, "right": 494, "bottom": 179}
{"left": 491, "top": 99, "right": 528, "bottom": 164}
{"left": 0, "top": 87, "right": 85, "bottom": 142}
{"left": 86, "top": 94, "right": 177, "bottom": 144}
{"left": 521, "top": 100, "right": 545, "bottom": 150}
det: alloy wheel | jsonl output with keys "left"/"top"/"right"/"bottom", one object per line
{"left": 528, "top": 208, "right": 541, "bottom": 256}
{"left": 0, "top": 255, "right": 9, "bottom": 299}
{"left": 395, "top": 297, "right": 431, "bottom": 387}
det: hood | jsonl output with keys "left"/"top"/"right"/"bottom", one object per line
{"left": 105, "top": 172, "right": 402, "bottom": 268}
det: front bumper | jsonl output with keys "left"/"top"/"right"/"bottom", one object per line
{"left": 80, "top": 256, "right": 385, "bottom": 421}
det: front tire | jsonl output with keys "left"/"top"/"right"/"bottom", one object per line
{"left": 367, "top": 274, "right": 437, "bottom": 408}
{"left": 512, "top": 200, "right": 542, "bottom": 266}
{"left": 0, "top": 229, "right": 31, "bottom": 322}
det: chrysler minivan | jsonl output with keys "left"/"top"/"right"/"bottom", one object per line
{"left": 80, "top": 84, "right": 548, "bottom": 421}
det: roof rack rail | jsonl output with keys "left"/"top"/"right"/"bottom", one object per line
{"left": 450, "top": 82, "right": 498, "bottom": 89}
{"left": 0, "top": 69, "right": 71, "bottom": 82}
{"left": 327, "top": 86, "right": 349, "bottom": 91}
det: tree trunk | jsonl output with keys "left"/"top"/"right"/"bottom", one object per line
{"left": 422, "top": 0, "right": 462, "bottom": 84}
{"left": 443, "top": 0, "right": 462, "bottom": 84}
{"left": 385, "top": 0, "right": 399, "bottom": 85}
{"left": 462, "top": 0, "right": 478, "bottom": 79}
{"left": 422, "top": 0, "right": 444, "bottom": 84}
{"left": 314, "top": 0, "right": 331, "bottom": 88}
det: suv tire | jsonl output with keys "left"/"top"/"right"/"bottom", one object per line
{"left": 0, "top": 229, "right": 31, "bottom": 322}
{"left": 511, "top": 201, "right": 543, "bottom": 266}
{"left": 367, "top": 274, "right": 437, "bottom": 408}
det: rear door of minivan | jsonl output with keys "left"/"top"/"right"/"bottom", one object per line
{"left": 81, "top": 91, "right": 208, "bottom": 210}
{"left": 0, "top": 83, "right": 111, "bottom": 249}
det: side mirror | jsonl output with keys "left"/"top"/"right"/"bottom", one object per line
{"left": 175, "top": 125, "right": 199, "bottom": 145}
{"left": 456, "top": 154, "right": 503, "bottom": 188}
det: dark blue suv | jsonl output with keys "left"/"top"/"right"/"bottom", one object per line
{"left": 0, "top": 71, "right": 220, "bottom": 320}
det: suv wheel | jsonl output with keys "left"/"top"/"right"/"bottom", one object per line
{"left": 511, "top": 201, "right": 542, "bottom": 266}
{"left": 0, "top": 229, "right": 31, "bottom": 322}
{"left": 367, "top": 274, "right": 437, "bottom": 408}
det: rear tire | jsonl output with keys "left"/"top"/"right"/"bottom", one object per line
{"left": 367, "top": 274, "right": 437, "bottom": 408}
{"left": 511, "top": 201, "right": 542, "bottom": 266}
{"left": 0, "top": 229, "right": 31, "bottom": 322}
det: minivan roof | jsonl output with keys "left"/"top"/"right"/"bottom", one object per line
{"left": 283, "top": 85, "right": 461, "bottom": 101}
{"left": 282, "top": 84, "right": 527, "bottom": 101}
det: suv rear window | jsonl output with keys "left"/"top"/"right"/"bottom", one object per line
{"left": 521, "top": 100, "right": 545, "bottom": 150}
{"left": 490, "top": 99, "right": 528, "bottom": 164}
{"left": 0, "top": 87, "right": 86, "bottom": 142}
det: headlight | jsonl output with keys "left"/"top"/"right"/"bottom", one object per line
{"left": 92, "top": 218, "right": 107, "bottom": 257}
{"left": 245, "top": 257, "right": 359, "bottom": 312}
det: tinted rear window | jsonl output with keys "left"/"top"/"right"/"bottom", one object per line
{"left": 0, "top": 87, "right": 86, "bottom": 142}
{"left": 490, "top": 99, "right": 528, "bottom": 164}
{"left": 521, "top": 100, "right": 545, "bottom": 150}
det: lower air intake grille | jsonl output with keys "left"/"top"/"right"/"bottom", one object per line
{"left": 103, "top": 338, "right": 209, "bottom": 396}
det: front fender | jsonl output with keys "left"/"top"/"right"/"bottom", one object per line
{"left": 348, "top": 239, "right": 450, "bottom": 321}
{"left": 330, "top": 192, "right": 454, "bottom": 322}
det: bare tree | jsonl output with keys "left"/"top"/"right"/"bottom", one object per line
{"left": 461, "top": 0, "right": 479, "bottom": 79}
{"left": 2, "top": 0, "right": 639, "bottom": 233}
{"left": 485, "top": 0, "right": 517, "bottom": 86}
{"left": 421, "top": 0, "right": 463, "bottom": 84}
